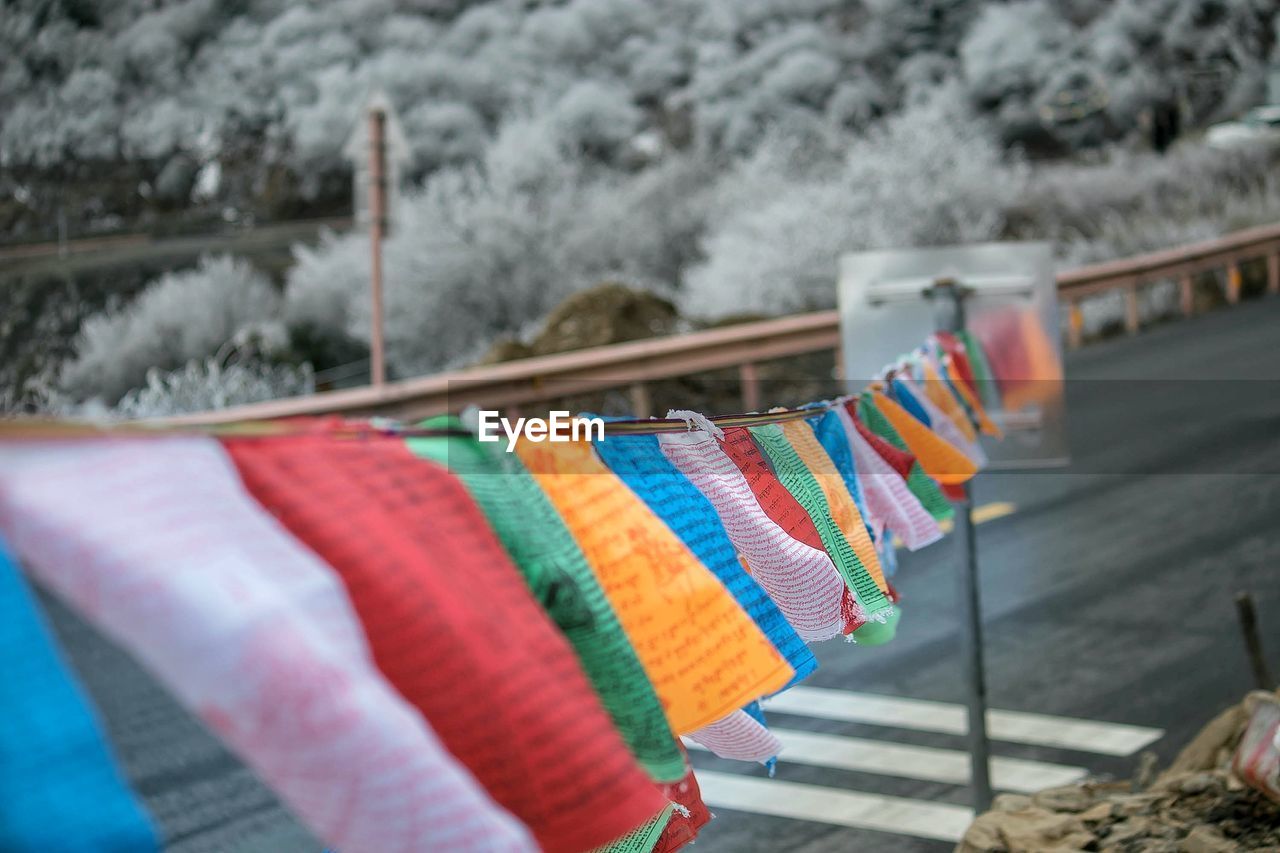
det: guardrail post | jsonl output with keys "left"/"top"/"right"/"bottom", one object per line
{"left": 739, "top": 362, "right": 762, "bottom": 412}
{"left": 1179, "top": 274, "right": 1195, "bottom": 318}
{"left": 1067, "top": 301, "right": 1083, "bottom": 349}
{"left": 1268, "top": 252, "right": 1280, "bottom": 295}
{"left": 1124, "top": 285, "right": 1140, "bottom": 335}
{"left": 1226, "top": 262, "right": 1242, "bottom": 304}
{"left": 629, "top": 382, "right": 652, "bottom": 419}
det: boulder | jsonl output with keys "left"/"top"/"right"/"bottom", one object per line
{"left": 957, "top": 692, "right": 1280, "bottom": 853}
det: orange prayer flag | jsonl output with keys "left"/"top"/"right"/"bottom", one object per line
{"left": 777, "top": 421, "right": 889, "bottom": 596}
{"left": 869, "top": 391, "right": 978, "bottom": 485}
{"left": 945, "top": 359, "right": 1002, "bottom": 438}
{"left": 921, "top": 360, "right": 978, "bottom": 444}
{"left": 517, "top": 438, "right": 794, "bottom": 735}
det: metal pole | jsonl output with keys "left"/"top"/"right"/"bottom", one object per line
{"left": 927, "top": 277, "right": 994, "bottom": 813}
{"left": 368, "top": 108, "right": 388, "bottom": 388}
{"left": 955, "top": 481, "right": 992, "bottom": 812}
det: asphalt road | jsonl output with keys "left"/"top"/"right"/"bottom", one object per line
{"left": 37, "top": 294, "right": 1280, "bottom": 852}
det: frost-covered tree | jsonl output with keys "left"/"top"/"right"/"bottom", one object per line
{"left": 284, "top": 112, "right": 713, "bottom": 375}
{"left": 1084, "top": 0, "right": 1277, "bottom": 133}
{"left": 4, "top": 0, "right": 1276, "bottom": 179}
{"left": 684, "top": 90, "right": 1028, "bottom": 318}
{"left": 960, "top": 1, "right": 1077, "bottom": 148}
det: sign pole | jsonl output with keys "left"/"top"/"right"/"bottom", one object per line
{"left": 368, "top": 107, "right": 388, "bottom": 388}
{"left": 926, "top": 277, "right": 993, "bottom": 813}
{"left": 956, "top": 478, "right": 993, "bottom": 812}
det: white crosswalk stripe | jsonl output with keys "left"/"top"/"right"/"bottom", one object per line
{"left": 696, "top": 772, "right": 975, "bottom": 842}
{"left": 687, "top": 727, "right": 1088, "bottom": 792}
{"left": 764, "top": 686, "right": 1164, "bottom": 756}
{"left": 692, "top": 688, "right": 1165, "bottom": 843}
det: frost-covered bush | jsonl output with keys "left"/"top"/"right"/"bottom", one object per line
{"left": 1018, "top": 143, "right": 1280, "bottom": 263}
{"left": 549, "top": 81, "right": 644, "bottom": 160}
{"left": 683, "top": 90, "right": 1028, "bottom": 318}
{"left": 59, "top": 255, "right": 285, "bottom": 405}
{"left": 112, "top": 357, "right": 315, "bottom": 419}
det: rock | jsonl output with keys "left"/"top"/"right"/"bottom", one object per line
{"left": 957, "top": 805, "right": 1095, "bottom": 853}
{"left": 961, "top": 693, "right": 1280, "bottom": 853}
{"left": 474, "top": 283, "right": 681, "bottom": 365}
{"left": 993, "top": 794, "right": 1034, "bottom": 813}
{"left": 1180, "top": 826, "right": 1238, "bottom": 853}
{"left": 1135, "top": 751, "right": 1161, "bottom": 790}
{"left": 1107, "top": 816, "right": 1155, "bottom": 844}
{"left": 1080, "top": 802, "right": 1114, "bottom": 823}
{"left": 1112, "top": 793, "right": 1163, "bottom": 816}
{"left": 1034, "top": 785, "right": 1097, "bottom": 813}
{"left": 475, "top": 336, "right": 533, "bottom": 365}
{"left": 1158, "top": 706, "right": 1246, "bottom": 782}
{"left": 527, "top": 282, "right": 680, "bottom": 357}
{"left": 1177, "top": 773, "right": 1220, "bottom": 796}
{"left": 1135, "top": 841, "right": 1180, "bottom": 853}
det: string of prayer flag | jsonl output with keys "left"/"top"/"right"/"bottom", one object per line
{"left": 0, "top": 319, "right": 1030, "bottom": 852}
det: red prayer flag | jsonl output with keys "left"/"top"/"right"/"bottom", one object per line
{"left": 933, "top": 332, "right": 978, "bottom": 396}
{"left": 225, "top": 434, "right": 666, "bottom": 853}
{"left": 718, "top": 428, "right": 826, "bottom": 552}
{"left": 846, "top": 404, "right": 915, "bottom": 480}
{"left": 653, "top": 767, "right": 711, "bottom": 853}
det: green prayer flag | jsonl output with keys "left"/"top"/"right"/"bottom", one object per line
{"left": 857, "top": 397, "right": 954, "bottom": 523}
{"left": 958, "top": 330, "right": 1000, "bottom": 411}
{"left": 851, "top": 605, "right": 900, "bottom": 646}
{"left": 407, "top": 417, "right": 687, "bottom": 783}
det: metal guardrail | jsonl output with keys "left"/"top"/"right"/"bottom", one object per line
{"left": 1057, "top": 221, "right": 1280, "bottom": 346}
{"left": 159, "top": 311, "right": 842, "bottom": 425}
{"left": 160, "top": 222, "right": 1280, "bottom": 426}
